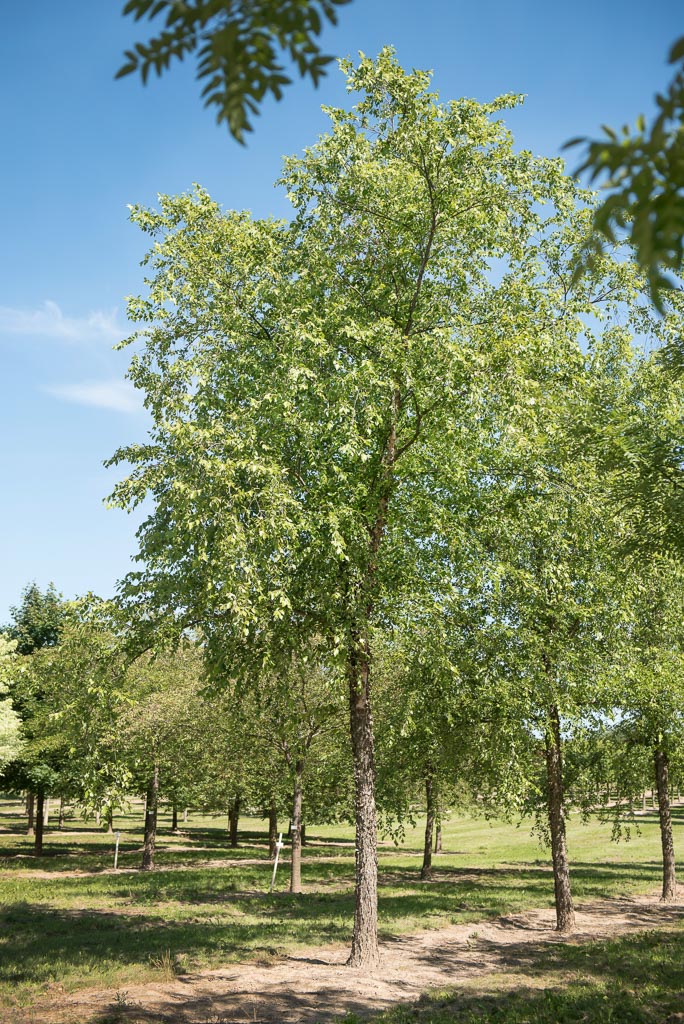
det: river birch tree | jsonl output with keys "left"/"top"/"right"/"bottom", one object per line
{"left": 110, "top": 49, "right": 575, "bottom": 965}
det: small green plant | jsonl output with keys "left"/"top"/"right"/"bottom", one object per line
{"left": 148, "top": 948, "right": 179, "bottom": 980}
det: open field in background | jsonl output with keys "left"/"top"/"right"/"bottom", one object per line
{"left": 0, "top": 797, "right": 682, "bottom": 1015}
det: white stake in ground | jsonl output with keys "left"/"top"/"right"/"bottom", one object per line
{"left": 114, "top": 830, "right": 121, "bottom": 870}
{"left": 269, "top": 832, "right": 284, "bottom": 892}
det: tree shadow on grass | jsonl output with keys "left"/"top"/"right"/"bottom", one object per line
{"left": 79, "top": 921, "right": 684, "bottom": 1024}
{"left": 364, "top": 927, "right": 684, "bottom": 1024}
{"left": 1, "top": 860, "right": 675, "bottom": 1013}
{"left": 0, "top": 900, "right": 353, "bottom": 995}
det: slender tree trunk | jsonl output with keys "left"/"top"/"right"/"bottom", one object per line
{"left": 655, "top": 746, "right": 677, "bottom": 900}
{"left": 345, "top": 397, "right": 397, "bottom": 968}
{"left": 105, "top": 806, "right": 114, "bottom": 834}
{"left": 183, "top": 807, "right": 188, "bottom": 823}
{"left": 43, "top": 796, "right": 49, "bottom": 826}
{"left": 268, "top": 800, "right": 278, "bottom": 859}
{"left": 58, "top": 796, "right": 65, "bottom": 830}
{"left": 421, "top": 770, "right": 435, "bottom": 880}
{"left": 141, "top": 767, "right": 159, "bottom": 871}
{"left": 26, "top": 792, "right": 35, "bottom": 836}
{"left": 290, "top": 761, "right": 304, "bottom": 894}
{"left": 545, "top": 705, "right": 575, "bottom": 932}
{"left": 434, "top": 819, "right": 442, "bottom": 854}
{"left": 171, "top": 804, "right": 178, "bottom": 832}
{"left": 229, "top": 796, "right": 241, "bottom": 848}
{"left": 34, "top": 789, "right": 45, "bottom": 856}
{"left": 347, "top": 642, "right": 380, "bottom": 967}
{"left": 642, "top": 791, "right": 647, "bottom": 813}
{"left": 95, "top": 809, "right": 101, "bottom": 826}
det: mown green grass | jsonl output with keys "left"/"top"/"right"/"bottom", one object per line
{"left": 0, "top": 797, "right": 680, "bottom": 1015}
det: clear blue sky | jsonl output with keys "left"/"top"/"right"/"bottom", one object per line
{"left": 0, "top": 0, "right": 680, "bottom": 620}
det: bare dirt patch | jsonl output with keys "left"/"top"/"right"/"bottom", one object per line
{"left": 14, "top": 891, "right": 684, "bottom": 1024}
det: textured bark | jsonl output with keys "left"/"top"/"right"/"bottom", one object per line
{"left": 655, "top": 746, "right": 677, "bottom": 900}
{"left": 141, "top": 767, "right": 159, "bottom": 870}
{"left": 171, "top": 804, "right": 178, "bottom": 832}
{"left": 268, "top": 801, "right": 278, "bottom": 859}
{"left": 26, "top": 792, "right": 35, "bottom": 836}
{"left": 345, "top": 392, "right": 398, "bottom": 968}
{"left": 347, "top": 645, "right": 380, "bottom": 967}
{"left": 545, "top": 705, "right": 575, "bottom": 932}
{"left": 229, "top": 796, "right": 241, "bottom": 847}
{"left": 420, "top": 771, "right": 435, "bottom": 880}
{"left": 290, "top": 761, "right": 304, "bottom": 894}
{"left": 34, "top": 789, "right": 45, "bottom": 856}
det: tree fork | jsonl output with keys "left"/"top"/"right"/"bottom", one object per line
{"left": 545, "top": 705, "right": 575, "bottom": 932}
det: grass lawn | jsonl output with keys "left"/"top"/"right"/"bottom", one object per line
{"left": 0, "top": 796, "right": 680, "bottom": 1014}
{"left": 346, "top": 926, "right": 684, "bottom": 1024}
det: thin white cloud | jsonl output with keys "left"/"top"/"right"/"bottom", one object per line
{"left": 0, "top": 300, "right": 123, "bottom": 344}
{"left": 45, "top": 379, "right": 142, "bottom": 414}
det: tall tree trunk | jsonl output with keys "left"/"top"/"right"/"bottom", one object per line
{"left": 655, "top": 745, "right": 677, "bottom": 900}
{"left": 43, "top": 796, "right": 50, "bottom": 826}
{"left": 26, "top": 792, "right": 35, "bottom": 836}
{"left": 290, "top": 760, "right": 304, "bottom": 894}
{"left": 34, "top": 789, "right": 45, "bottom": 856}
{"left": 141, "top": 767, "right": 159, "bottom": 870}
{"left": 420, "top": 770, "right": 435, "bottom": 880}
{"left": 171, "top": 804, "right": 178, "bottom": 832}
{"left": 229, "top": 796, "right": 241, "bottom": 848}
{"left": 434, "top": 819, "right": 442, "bottom": 854}
{"left": 345, "top": 399, "right": 397, "bottom": 968}
{"left": 268, "top": 800, "right": 278, "bottom": 859}
{"left": 545, "top": 705, "right": 575, "bottom": 932}
{"left": 347, "top": 642, "right": 380, "bottom": 967}
{"left": 58, "top": 796, "right": 65, "bottom": 830}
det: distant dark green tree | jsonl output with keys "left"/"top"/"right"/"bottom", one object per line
{"left": 118, "top": 0, "right": 352, "bottom": 142}
{"left": 2, "top": 583, "right": 69, "bottom": 854}
{"left": 4, "top": 582, "right": 67, "bottom": 655}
